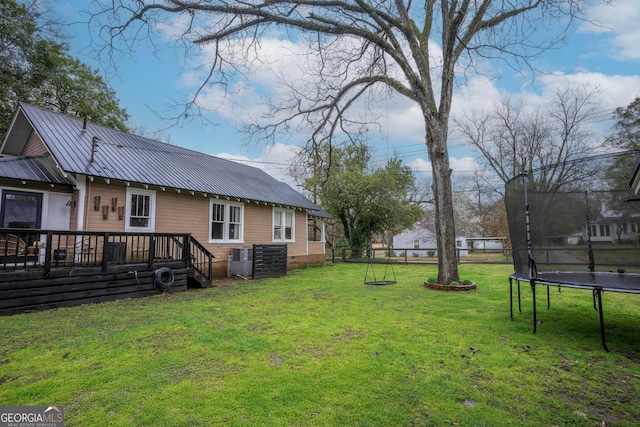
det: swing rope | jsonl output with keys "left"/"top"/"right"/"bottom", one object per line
{"left": 364, "top": 246, "right": 397, "bottom": 285}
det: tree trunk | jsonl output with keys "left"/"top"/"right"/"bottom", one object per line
{"left": 427, "top": 116, "right": 460, "bottom": 285}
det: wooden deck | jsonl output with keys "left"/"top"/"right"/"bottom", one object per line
{"left": 0, "top": 229, "right": 214, "bottom": 315}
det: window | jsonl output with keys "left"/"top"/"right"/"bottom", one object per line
{"left": 0, "top": 190, "right": 42, "bottom": 229}
{"left": 599, "top": 224, "right": 610, "bottom": 237}
{"left": 228, "top": 205, "right": 241, "bottom": 240}
{"left": 413, "top": 239, "right": 420, "bottom": 249}
{"left": 307, "top": 217, "right": 324, "bottom": 242}
{"left": 125, "top": 188, "right": 155, "bottom": 232}
{"left": 273, "top": 208, "right": 294, "bottom": 242}
{"left": 131, "top": 194, "right": 150, "bottom": 227}
{"left": 209, "top": 201, "right": 243, "bottom": 242}
{"left": 211, "top": 203, "right": 225, "bottom": 240}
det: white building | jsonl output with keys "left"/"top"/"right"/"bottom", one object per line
{"left": 392, "top": 226, "right": 468, "bottom": 257}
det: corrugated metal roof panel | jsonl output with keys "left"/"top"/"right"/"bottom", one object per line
{"left": 0, "top": 155, "right": 74, "bottom": 185}
{"left": 18, "top": 103, "right": 322, "bottom": 211}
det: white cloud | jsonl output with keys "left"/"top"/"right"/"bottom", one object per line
{"left": 213, "top": 143, "right": 301, "bottom": 184}
{"left": 537, "top": 72, "right": 640, "bottom": 110}
{"left": 581, "top": 0, "right": 640, "bottom": 60}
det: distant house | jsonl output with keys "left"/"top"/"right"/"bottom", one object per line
{"left": 583, "top": 208, "right": 640, "bottom": 244}
{"left": 392, "top": 225, "right": 468, "bottom": 257}
{"left": 465, "top": 237, "right": 505, "bottom": 251}
{"left": 0, "top": 103, "right": 330, "bottom": 278}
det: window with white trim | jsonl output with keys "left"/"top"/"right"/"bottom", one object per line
{"left": 273, "top": 208, "right": 294, "bottom": 242}
{"left": 209, "top": 201, "right": 244, "bottom": 242}
{"left": 125, "top": 188, "right": 156, "bottom": 232}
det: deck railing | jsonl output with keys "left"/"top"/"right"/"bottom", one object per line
{"left": 188, "top": 237, "right": 214, "bottom": 285}
{"left": 0, "top": 229, "right": 214, "bottom": 283}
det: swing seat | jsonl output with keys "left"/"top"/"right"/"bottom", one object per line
{"left": 364, "top": 279, "right": 396, "bottom": 285}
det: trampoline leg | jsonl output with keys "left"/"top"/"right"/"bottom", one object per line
{"left": 595, "top": 289, "right": 609, "bottom": 352}
{"left": 531, "top": 283, "right": 537, "bottom": 334}
{"left": 509, "top": 277, "right": 513, "bottom": 320}
{"left": 547, "top": 285, "right": 550, "bottom": 310}
{"left": 517, "top": 280, "right": 522, "bottom": 313}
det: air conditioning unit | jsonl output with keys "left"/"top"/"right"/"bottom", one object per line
{"left": 228, "top": 248, "right": 253, "bottom": 278}
{"left": 231, "top": 248, "right": 253, "bottom": 262}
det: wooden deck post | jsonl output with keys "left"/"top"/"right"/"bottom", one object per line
{"left": 184, "top": 234, "right": 191, "bottom": 265}
{"left": 44, "top": 232, "right": 53, "bottom": 278}
{"left": 101, "top": 233, "right": 109, "bottom": 273}
{"left": 148, "top": 234, "right": 155, "bottom": 270}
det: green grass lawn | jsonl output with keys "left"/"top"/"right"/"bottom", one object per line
{"left": 1, "top": 263, "right": 639, "bottom": 426}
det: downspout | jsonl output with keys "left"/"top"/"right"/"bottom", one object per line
{"left": 305, "top": 211, "right": 309, "bottom": 256}
{"left": 75, "top": 175, "right": 87, "bottom": 232}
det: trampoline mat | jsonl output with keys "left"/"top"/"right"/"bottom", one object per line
{"left": 513, "top": 271, "right": 640, "bottom": 293}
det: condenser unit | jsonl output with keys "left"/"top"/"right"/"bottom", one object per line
{"left": 228, "top": 247, "right": 253, "bottom": 278}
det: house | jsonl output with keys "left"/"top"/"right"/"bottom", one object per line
{"left": 392, "top": 225, "right": 468, "bottom": 257}
{"left": 465, "top": 237, "right": 506, "bottom": 251}
{"left": 582, "top": 208, "right": 640, "bottom": 244}
{"left": 0, "top": 103, "right": 330, "bottom": 279}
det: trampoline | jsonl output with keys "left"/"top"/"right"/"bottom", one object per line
{"left": 505, "top": 150, "right": 640, "bottom": 351}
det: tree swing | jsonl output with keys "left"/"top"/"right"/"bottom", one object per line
{"left": 361, "top": 95, "right": 397, "bottom": 286}
{"left": 363, "top": 246, "right": 397, "bottom": 285}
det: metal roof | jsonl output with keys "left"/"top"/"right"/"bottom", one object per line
{"left": 7, "top": 103, "right": 328, "bottom": 214}
{"left": 0, "top": 154, "right": 74, "bottom": 186}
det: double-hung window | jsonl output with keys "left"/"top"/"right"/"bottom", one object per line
{"left": 209, "top": 201, "right": 243, "bottom": 242}
{"left": 273, "top": 208, "right": 294, "bottom": 242}
{"left": 125, "top": 188, "right": 155, "bottom": 232}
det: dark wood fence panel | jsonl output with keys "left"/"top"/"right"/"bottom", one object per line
{"left": 253, "top": 244, "right": 287, "bottom": 279}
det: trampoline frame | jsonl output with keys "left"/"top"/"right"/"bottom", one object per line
{"left": 509, "top": 271, "right": 640, "bottom": 351}
{"left": 505, "top": 154, "right": 640, "bottom": 351}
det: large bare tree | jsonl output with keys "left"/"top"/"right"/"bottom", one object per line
{"left": 90, "top": 0, "right": 589, "bottom": 285}
{"left": 456, "top": 85, "right": 603, "bottom": 193}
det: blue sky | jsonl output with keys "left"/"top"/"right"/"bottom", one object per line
{"left": 57, "top": 1, "right": 640, "bottom": 186}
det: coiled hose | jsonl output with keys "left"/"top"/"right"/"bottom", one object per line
{"left": 154, "top": 267, "right": 174, "bottom": 292}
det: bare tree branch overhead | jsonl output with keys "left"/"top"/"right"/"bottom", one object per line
{"left": 89, "top": 0, "right": 592, "bottom": 285}
{"left": 456, "top": 85, "right": 603, "bottom": 194}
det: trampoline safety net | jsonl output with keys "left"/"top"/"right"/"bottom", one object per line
{"left": 505, "top": 150, "right": 640, "bottom": 276}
